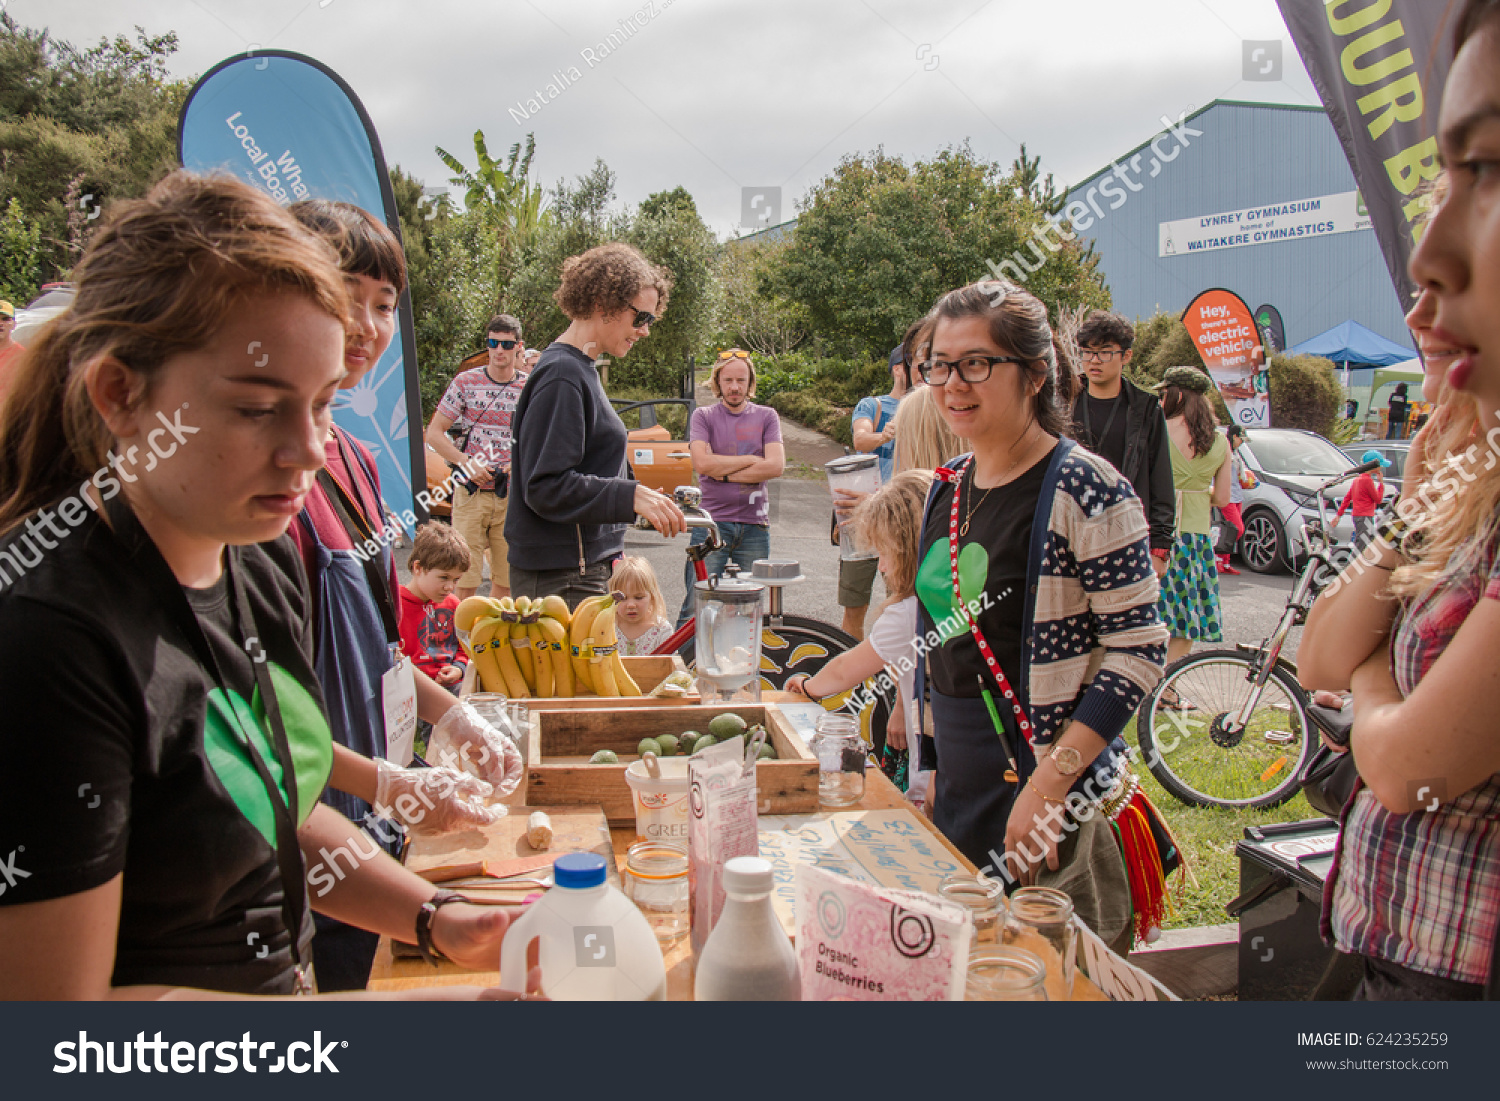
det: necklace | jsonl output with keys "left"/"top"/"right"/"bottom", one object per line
{"left": 960, "top": 425, "right": 1040, "bottom": 537}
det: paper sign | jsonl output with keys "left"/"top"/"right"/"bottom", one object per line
{"left": 757, "top": 810, "right": 967, "bottom": 936}
{"left": 382, "top": 655, "right": 418, "bottom": 766}
{"left": 1074, "top": 918, "right": 1179, "bottom": 1002}
{"left": 633, "top": 448, "right": 655, "bottom": 465}
{"left": 796, "top": 864, "right": 970, "bottom": 1001}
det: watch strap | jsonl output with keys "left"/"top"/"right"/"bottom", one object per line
{"left": 416, "top": 890, "right": 465, "bottom": 966}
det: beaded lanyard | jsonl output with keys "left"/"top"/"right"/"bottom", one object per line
{"left": 937, "top": 457, "right": 1036, "bottom": 750}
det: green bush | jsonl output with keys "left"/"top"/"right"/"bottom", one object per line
{"left": 753, "top": 351, "right": 893, "bottom": 446}
{"left": 1269, "top": 353, "right": 1341, "bottom": 435}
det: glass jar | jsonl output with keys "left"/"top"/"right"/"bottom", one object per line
{"left": 812, "top": 714, "right": 865, "bottom": 807}
{"left": 938, "top": 872, "right": 1006, "bottom": 945}
{"left": 621, "top": 841, "right": 690, "bottom": 946}
{"left": 965, "top": 946, "right": 1049, "bottom": 1001}
{"left": 1000, "top": 886, "right": 1077, "bottom": 1000}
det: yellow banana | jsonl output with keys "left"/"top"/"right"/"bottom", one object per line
{"left": 508, "top": 614, "right": 536, "bottom": 691}
{"left": 538, "top": 615, "right": 574, "bottom": 696}
{"left": 590, "top": 603, "right": 620, "bottom": 696}
{"left": 569, "top": 594, "right": 610, "bottom": 687}
{"left": 539, "top": 594, "right": 571, "bottom": 630}
{"left": 456, "top": 596, "right": 501, "bottom": 634}
{"left": 489, "top": 615, "right": 531, "bottom": 698}
{"left": 468, "top": 616, "right": 509, "bottom": 695}
{"left": 525, "top": 617, "right": 554, "bottom": 696}
{"left": 610, "top": 649, "right": 642, "bottom": 696}
{"left": 515, "top": 595, "right": 533, "bottom": 617}
{"left": 498, "top": 596, "right": 517, "bottom": 616}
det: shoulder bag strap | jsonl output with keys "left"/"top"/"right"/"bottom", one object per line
{"left": 318, "top": 434, "right": 401, "bottom": 647}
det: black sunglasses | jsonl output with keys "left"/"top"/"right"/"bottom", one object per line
{"left": 487, "top": 337, "right": 519, "bottom": 350}
{"left": 630, "top": 309, "right": 656, "bottom": 329}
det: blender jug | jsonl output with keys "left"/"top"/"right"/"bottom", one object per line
{"left": 694, "top": 564, "right": 765, "bottom": 705}
{"left": 825, "top": 454, "right": 881, "bottom": 560}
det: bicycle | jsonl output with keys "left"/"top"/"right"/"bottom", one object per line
{"left": 1133, "top": 458, "right": 1378, "bottom": 809}
{"left": 638, "top": 487, "right": 898, "bottom": 755}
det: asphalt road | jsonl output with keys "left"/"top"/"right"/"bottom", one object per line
{"left": 404, "top": 475, "right": 1300, "bottom": 660}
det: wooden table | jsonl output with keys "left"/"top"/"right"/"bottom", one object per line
{"left": 367, "top": 763, "right": 1105, "bottom": 1000}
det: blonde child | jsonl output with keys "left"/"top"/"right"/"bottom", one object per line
{"left": 612, "top": 556, "right": 675, "bottom": 656}
{"left": 399, "top": 522, "right": 472, "bottom": 687}
{"left": 786, "top": 470, "right": 932, "bottom": 799}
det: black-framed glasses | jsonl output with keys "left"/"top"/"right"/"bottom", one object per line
{"left": 919, "top": 354, "right": 1027, "bottom": 386}
{"left": 487, "top": 337, "right": 519, "bottom": 350}
{"left": 1078, "top": 347, "right": 1122, "bottom": 363}
{"left": 630, "top": 308, "right": 657, "bottom": 329}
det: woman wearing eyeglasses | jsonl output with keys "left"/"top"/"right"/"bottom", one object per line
{"left": 914, "top": 281, "right": 1171, "bottom": 952}
{"left": 506, "top": 242, "right": 686, "bottom": 608}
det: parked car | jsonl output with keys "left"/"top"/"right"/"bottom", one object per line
{"left": 13, "top": 283, "right": 74, "bottom": 343}
{"left": 612, "top": 397, "right": 696, "bottom": 497}
{"left": 1228, "top": 428, "right": 1393, "bottom": 574}
{"left": 1341, "top": 441, "right": 1410, "bottom": 496}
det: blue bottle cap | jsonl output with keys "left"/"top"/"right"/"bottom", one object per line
{"left": 553, "top": 852, "right": 607, "bottom": 889}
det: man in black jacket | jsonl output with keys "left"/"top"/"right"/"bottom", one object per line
{"left": 1071, "top": 311, "right": 1174, "bottom": 577}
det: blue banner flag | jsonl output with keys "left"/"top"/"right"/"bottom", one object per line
{"left": 178, "top": 51, "right": 426, "bottom": 526}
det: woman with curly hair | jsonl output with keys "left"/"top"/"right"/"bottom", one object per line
{"left": 506, "top": 242, "right": 685, "bottom": 606}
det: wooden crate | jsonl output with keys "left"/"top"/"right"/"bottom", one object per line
{"left": 524, "top": 703, "right": 817, "bottom": 825}
{"left": 463, "top": 654, "right": 694, "bottom": 706}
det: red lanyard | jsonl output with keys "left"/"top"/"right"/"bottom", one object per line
{"left": 937, "top": 458, "right": 1036, "bottom": 748}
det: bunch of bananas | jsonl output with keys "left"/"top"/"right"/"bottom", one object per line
{"left": 455, "top": 592, "right": 641, "bottom": 698}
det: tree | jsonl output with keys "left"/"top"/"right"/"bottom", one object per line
{"left": 623, "top": 186, "right": 720, "bottom": 394}
{"left": 716, "top": 238, "right": 810, "bottom": 357}
{"left": 766, "top": 142, "right": 1109, "bottom": 359}
{"left": 1269, "top": 353, "right": 1341, "bottom": 434}
{"left": 0, "top": 196, "right": 42, "bottom": 303}
{"left": 436, "top": 129, "right": 549, "bottom": 287}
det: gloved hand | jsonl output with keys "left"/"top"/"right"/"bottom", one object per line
{"left": 426, "top": 700, "right": 525, "bottom": 799}
{"left": 373, "top": 758, "right": 500, "bottom": 835}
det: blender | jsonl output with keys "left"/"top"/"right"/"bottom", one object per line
{"left": 694, "top": 564, "right": 765, "bottom": 704}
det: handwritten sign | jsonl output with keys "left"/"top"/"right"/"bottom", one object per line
{"left": 1075, "top": 918, "right": 1179, "bottom": 1002}
{"left": 756, "top": 810, "right": 967, "bottom": 935}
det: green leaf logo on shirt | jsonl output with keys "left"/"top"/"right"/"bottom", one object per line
{"left": 916, "top": 537, "right": 989, "bottom": 642}
{"left": 203, "top": 664, "right": 333, "bottom": 848}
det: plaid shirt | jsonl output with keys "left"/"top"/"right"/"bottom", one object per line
{"left": 1324, "top": 526, "right": 1500, "bottom": 984}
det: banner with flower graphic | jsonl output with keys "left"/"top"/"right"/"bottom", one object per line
{"left": 178, "top": 51, "right": 425, "bottom": 525}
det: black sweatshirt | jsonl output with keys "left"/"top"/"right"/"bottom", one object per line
{"left": 504, "top": 341, "right": 637, "bottom": 571}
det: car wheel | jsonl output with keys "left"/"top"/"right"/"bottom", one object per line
{"left": 1240, "top": 509, "right": 1287, "bottom": 574}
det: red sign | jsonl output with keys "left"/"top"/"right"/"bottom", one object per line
{"left": 1181, "top": 288, "right": 1268, "bottom": 427}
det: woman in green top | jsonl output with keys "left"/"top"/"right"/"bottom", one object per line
{"left": 1157, "top": 367, "right": 1232, "bottom": 670}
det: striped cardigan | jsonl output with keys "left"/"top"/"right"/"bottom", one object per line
{"left": 922, "top": 438, "right": 1168, "bottom": 759}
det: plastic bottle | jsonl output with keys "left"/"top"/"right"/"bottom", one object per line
{"left": 694, "top": 856, "right": 801, "bottom": 1001}
{"left": 498, "top": 852, "right": 666, "bottom": 1000}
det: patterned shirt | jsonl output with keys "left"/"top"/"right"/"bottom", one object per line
{"left": 618, "top": 621, "right": 674, "bottom": 657}
{"left": 1325, "top": 526, "right": 1500, "bottom": 984}
{"left": 436, "top": 365, "right": 529, "bottom": 489}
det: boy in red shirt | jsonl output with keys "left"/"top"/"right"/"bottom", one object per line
{"left": 1335, "top": 449, "right": 1389, "bottom": 549}
{"left": 399, "top": 522, "right": 471, "bottom": 688}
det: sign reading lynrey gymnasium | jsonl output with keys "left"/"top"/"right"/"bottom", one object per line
{"left": 1158, "top": 190, "right": 1373, "bottom": 258}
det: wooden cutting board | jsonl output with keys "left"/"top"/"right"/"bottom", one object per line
{"left": 403, "top": 804, "right": 618, "bottom": 886}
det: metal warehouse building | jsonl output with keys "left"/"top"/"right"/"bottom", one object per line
{"left": 1063, "top": 100, "right": 1413, "bottom": 353}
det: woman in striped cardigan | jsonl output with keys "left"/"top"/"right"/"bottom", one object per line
{"left": 914, "top": 281, "right": 1169, "bottom": 950}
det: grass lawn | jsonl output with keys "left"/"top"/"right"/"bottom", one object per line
{"left": 1123, "top": 721, "right": 1322, "bottom": 930}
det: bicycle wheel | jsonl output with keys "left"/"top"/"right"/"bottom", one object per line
{"left": 674, "top": 615, "right": 897, "bottom": 756}
{"left": 1135, "top": 649, "right": 1312, "bottom": 809}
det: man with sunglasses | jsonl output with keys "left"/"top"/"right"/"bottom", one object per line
{"left": 675, "top": 348, "right": 785, "bottom": 626}
{"left": 1069, "top": 310, "right": 1173, "bottom": 576}
{"left": 425, "top": 314, "right": 530, "bottom": 599}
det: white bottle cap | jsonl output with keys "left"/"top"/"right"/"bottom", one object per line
{"left": 723, "top": 856, "right": 774, "bottom": 893}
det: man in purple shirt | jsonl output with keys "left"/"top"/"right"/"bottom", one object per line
{"left": 676, "top": 349, "right": 785, "bottom": 625}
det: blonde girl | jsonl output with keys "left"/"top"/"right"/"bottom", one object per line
{"left": 786, "top": 470, "right": 934, "bottom": 772}
{"left": 611, "top": 555, "right": 674, "bottom": 655}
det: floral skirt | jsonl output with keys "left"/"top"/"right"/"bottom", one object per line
{"left": 1159, "top": 532, "right": 1223, "bottom": 641}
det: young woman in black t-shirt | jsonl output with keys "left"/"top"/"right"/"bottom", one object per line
{"left": 0, "top": 173, "right": 538, "bottom": 1000}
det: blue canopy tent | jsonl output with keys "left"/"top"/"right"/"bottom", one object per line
{"left": 1290, "top": 320, "right": 1413, "bottom": 367}
{"left": 1290, "top": 321, "right": 1416, "bottom": 429}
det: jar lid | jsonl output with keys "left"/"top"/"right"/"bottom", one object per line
{"left": 723, "top": 856, "right": 774, "bottom": 894}
{"left": 695, "top": 562, "right": 765, "bottom": 602}
{"left": 825, "top": 453, "right": 879, "bottom": 473}
{"left": 554, "top": 852, "right": 607, "bottom": 889}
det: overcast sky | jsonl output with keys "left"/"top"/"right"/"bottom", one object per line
{"left": 21, "top": 0, "right": 1320, "bottom": 238}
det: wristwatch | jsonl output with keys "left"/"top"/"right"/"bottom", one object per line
{"left": 415, "top": 890, "right": 466, "bottom": 966}
{"left": 1046, "top": 744, "right": 1084, "bottom": 777}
